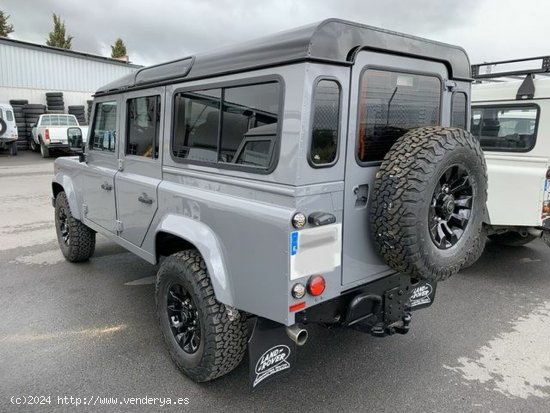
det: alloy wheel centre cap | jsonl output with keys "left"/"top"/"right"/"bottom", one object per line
{"left": 443, "top": 196, "right": 455, "bottom": 217}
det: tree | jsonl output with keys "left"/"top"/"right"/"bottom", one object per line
{"left": 0, "top": 10, "right": 14, "bottom": 37}
{"left": 111, "top": 38, "right": 127, "bottom": 59}
{"left": 46, "top": 13, "right": 73, "bottom": 49}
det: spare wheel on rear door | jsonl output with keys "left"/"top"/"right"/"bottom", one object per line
{"left": 370, "top": 126, "right": 488, "bottom": 281}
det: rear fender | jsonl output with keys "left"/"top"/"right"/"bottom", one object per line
{"left": 155, "top": 214, "right": 234, "bottom": 306}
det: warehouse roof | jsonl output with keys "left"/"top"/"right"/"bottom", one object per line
{"left": 0, "top": 37, "right": 142, "bottom": 69}
{"left": 96, "top": 18, "right": 471, "bottom": 95}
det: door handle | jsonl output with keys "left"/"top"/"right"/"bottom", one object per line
{"left": 138, "top": 194, "right": 153, "bottom": 205}
{"left": 100, "top": 182, "right": 112, "bottom": 191}
{"left": 353, "top": 184, "right": 369, "bottom": 208}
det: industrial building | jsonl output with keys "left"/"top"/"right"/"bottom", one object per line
{"left": 0, "top": 37, "right": 141, "bottom": 107}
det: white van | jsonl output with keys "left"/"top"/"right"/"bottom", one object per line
{"left": 0, "top": 102, "right": 18, "bottom": 155}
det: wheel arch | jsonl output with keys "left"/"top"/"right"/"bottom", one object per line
{"left": 52, "top": 175, "right": 81, "bottom": 220}
{"left": 154, "top": 215, "right": 234, "bottom": 306}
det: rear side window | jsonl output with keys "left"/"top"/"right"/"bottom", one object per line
{"left": 172, "top": 81, "right": 280, "bottom": 170}
{"left": 90, "top": 101, "right": 117, "bottom": 152}
{"left": 6, "top": 110, "right": 13, "bottom": 122}
{"left": 471, "top": 105, "right": 539, "bottom": 152}
{"left": 357, "top": 69, "right": 441, "bottom": 163}
{"left": 172, "top": 89, "right": 221, "bottom": 163}
{"left": 451, "top": 92, "right": 467, "bottom": 129}
{"left": 310, "top": 79, "right": 341, "bottom": 166}
{"left": 126, "top": 96, "right": 160, "bottom": 158}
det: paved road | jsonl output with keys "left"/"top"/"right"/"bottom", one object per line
{"left": 1, "top": 151, "right": 550, "bottom": 412}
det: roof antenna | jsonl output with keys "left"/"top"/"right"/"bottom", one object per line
{"left": 516, "top": 74, "right": 535, "bottom": 100}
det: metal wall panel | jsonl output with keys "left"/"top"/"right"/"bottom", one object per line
{"left": 0, "top": 41, "right": 139, "bottom": 93}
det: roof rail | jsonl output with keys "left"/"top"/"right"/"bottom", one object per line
{"left": 471, "top": 55, "right": 550, "bottom": 79}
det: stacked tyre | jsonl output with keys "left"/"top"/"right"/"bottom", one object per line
{"left": 86, "top": 100, "right": 93, "bottom": 124}
{"left": 9, "top": 99, "right": 29, "bottom": 151}
{"left": 68, "top": 105, "right": 86, "bottom": 125}
{"left": 23, "top": 104, "right": 46, "bottom": 152}
{"left": 46, "top": 92, "right": 65, "bottom": 112}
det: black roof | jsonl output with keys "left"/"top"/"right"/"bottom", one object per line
{"left": 96, "top": 19, "right": 471, "bottom": 95}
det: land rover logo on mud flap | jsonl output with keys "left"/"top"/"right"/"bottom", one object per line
{"left": 253, "top": 345, "right": 291, "bottom": 387}
{"left": 409, "top": 284, "right": 433, "bottom": 307}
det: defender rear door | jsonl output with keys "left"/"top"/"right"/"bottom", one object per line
{"left": 342, "top": 51, "right": 449, "bottom": 288}
{"left": 114, "top": 87, "right": 164, "bottom": 247}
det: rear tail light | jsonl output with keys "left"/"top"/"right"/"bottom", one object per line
{"left": 307, "top": 275, "right": 326, "bottom": 296}
{"left": 289, "top": 302, "right": 306, "bottom": 312}
{"left": 45, "top": 129, "right": 50, "bottom": 142}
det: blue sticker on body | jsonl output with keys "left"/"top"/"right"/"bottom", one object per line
{"left": 545, "top": 179, "right": 548, "bottom": 192}
{"left": 290, "top": 232, "right": 299, "bottom": 256}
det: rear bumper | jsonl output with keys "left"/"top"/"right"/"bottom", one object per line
{"left": 295, "top": 273, "right": 436, "bottom": 336}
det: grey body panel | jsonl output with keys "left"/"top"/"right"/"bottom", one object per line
{"left": 96, "top": 19, "right": 470, "bottom": 96}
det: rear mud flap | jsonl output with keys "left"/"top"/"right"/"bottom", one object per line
{"left": 248, "top": 317, "right": 296, "bottom": 389}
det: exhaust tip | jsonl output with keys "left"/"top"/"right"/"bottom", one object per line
{"left": 286, "top": 325, "right": 308, "bottom": 346}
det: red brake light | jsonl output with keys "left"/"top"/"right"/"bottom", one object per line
{"left": 307, "top": 275, "right": 326, "bottom": 296}
{"left": 45, "top": 129, "right": 50, "bottom": 142}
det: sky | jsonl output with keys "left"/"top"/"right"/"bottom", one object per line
{"left": 1, "top": 0, "right": 549, "bottom": 67}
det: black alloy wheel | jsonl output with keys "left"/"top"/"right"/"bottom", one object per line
{"left": 166, "top": 283, "right": 201, "bottom": 354}
{"left": 429, "top": 164, "right": 473, "bottom": 249}
{"left": 57, "top": 203, "right": 70, "bottom": 245}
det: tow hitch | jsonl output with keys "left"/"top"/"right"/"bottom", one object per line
{"left": 345, "top": 276, "right": 436, "bottom": 337}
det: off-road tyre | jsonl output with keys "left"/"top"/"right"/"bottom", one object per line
{"left": 370, "top": 127, "right": 488, "bottom": 281}
{"left": 461, "top": 227, "right": 487, "bottom": 269}
{"left": 488, "top": 231, "right": 537, "bottom": 246}
{"left": 30, "top": 138, "right": 38, "bottom": 152}
{"left": 156, "top": 250, "right": 247, "bottom": 382}
{"left": 55, "top": 191, "right": 96, "bottom": 262}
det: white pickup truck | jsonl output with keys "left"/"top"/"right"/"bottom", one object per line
{"left": 30, "top": 114, "right": 89, "bottom": 158}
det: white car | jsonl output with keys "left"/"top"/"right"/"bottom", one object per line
{"left": 470, "top": 56, "right": 550, "bottom": 257}
{"left": 0, "top": 102, "right": 18, "bottom": 156}
{"left": 30, "top": 114, "right": 88, "bottom": 158}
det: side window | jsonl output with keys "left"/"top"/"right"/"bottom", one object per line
{"left": 310, "top": 79, "right": 341, "bottom": 166}
{"left": 172, "top": 89, "right": 221, "bottom": 163}
{"left": 172, "top": 81, "right": 280, "bottom": 170}
{"left": 126, "top": 96, "right": 160, "bottom": 158}
{"left": 219, "top": 83, "right": 279, "bottom": 166}
{"left": 357, "top": 70, "right": 441, "bottom": 163}
{"left": 451, "top": 92, "right": 467, "bottom": 129}
{"left": 41, "top": 115, "right": 51, "bottom": 126}
{"left": 90, "top": 101, "right": 117, "bottom": 152}
{"left": 6, "top": 110, "right": 14, "bottom": 122}
{"left": 470, "top": 105, "right": 539, "bottom": 152}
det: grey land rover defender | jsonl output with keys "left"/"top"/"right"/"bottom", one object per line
{"left": 52, "top": 19, "right": 487, "bottom": 387}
